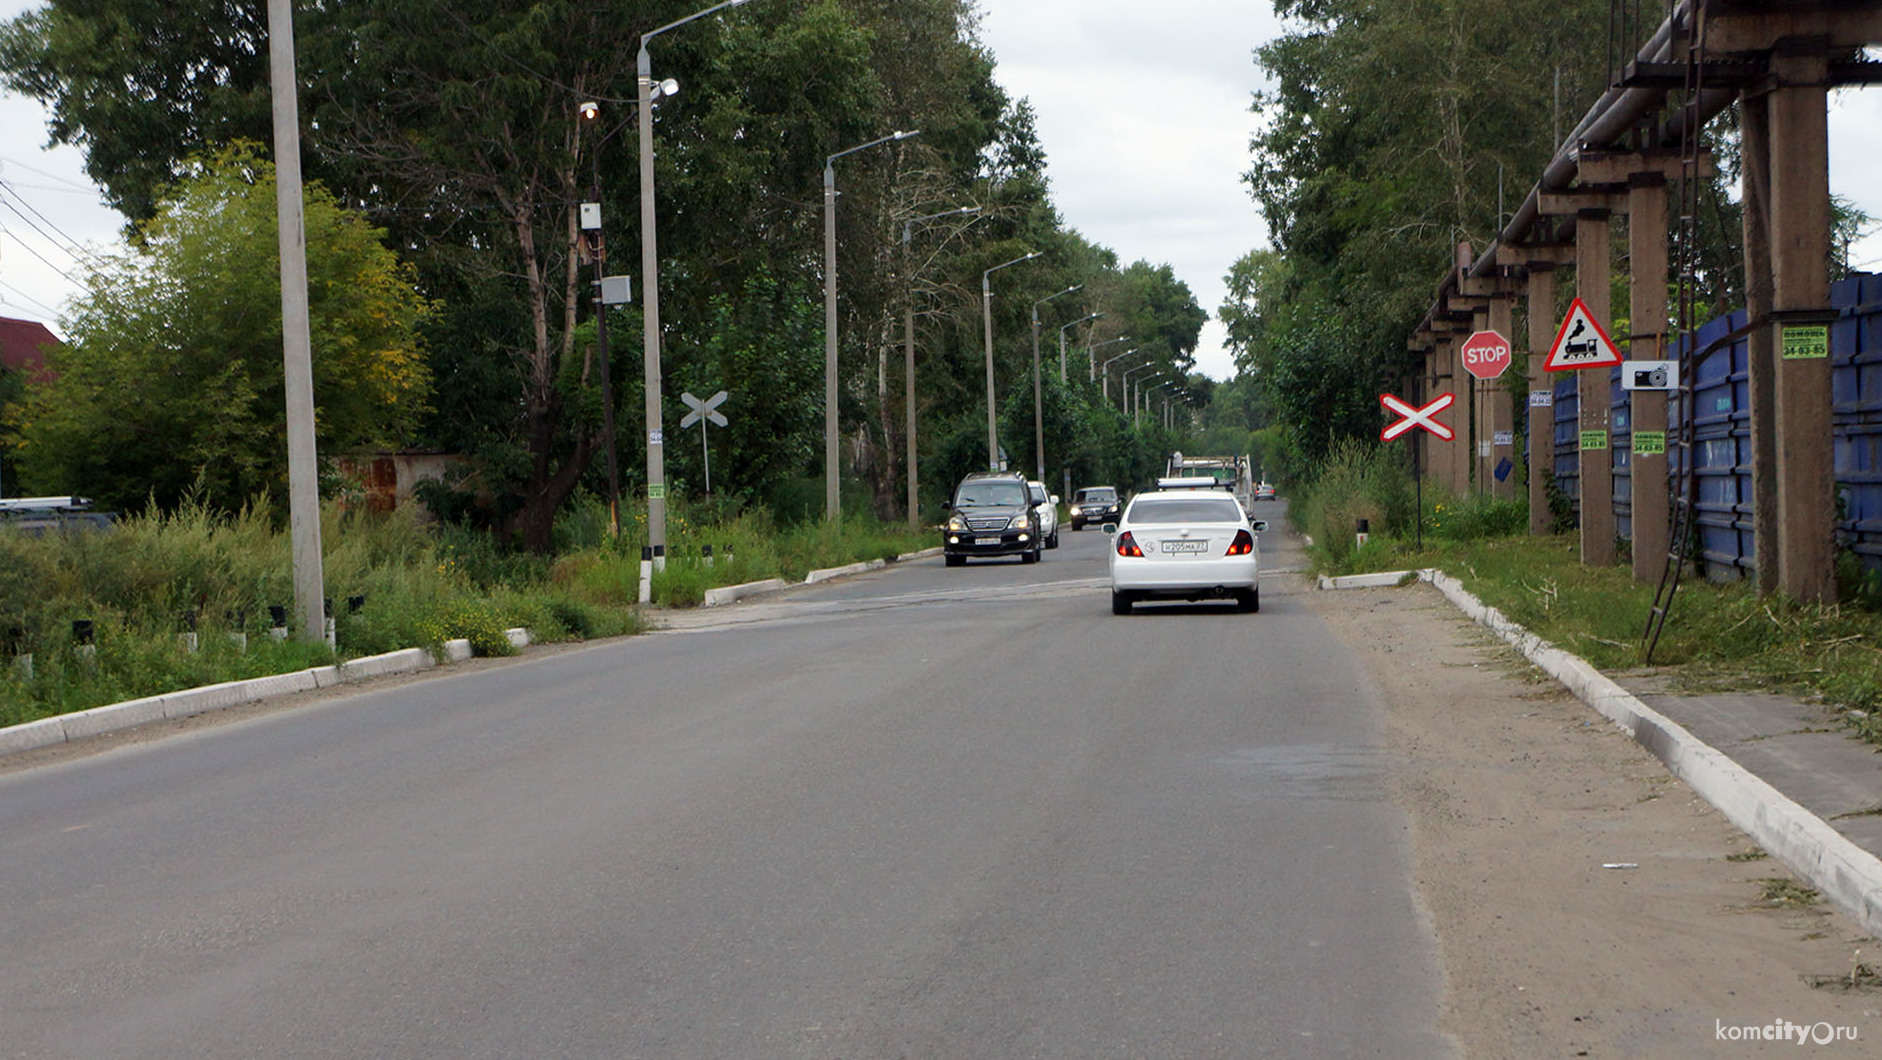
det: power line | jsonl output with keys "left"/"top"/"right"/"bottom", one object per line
{"left": 0, "top": 277, "right": 64, "bottom": 320}
{"left": 0, "top": 154, "right": 98, "bottom": 193}
{"left": 0, "top": 219, "right": 80, "bottom": 284}
{"left": 0, "top": 186, "right": 104, "bottom": 270}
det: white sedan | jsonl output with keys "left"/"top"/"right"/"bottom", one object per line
{"left": 1105, "top": 491, "right": 1266, "bottom": 614}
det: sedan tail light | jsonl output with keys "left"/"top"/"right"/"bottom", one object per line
{"left": 1226, "top": 529, "right": 1255, "bottom": 556}
{"left": 1115, "top": 531, "right": 1144, "bottom": 558}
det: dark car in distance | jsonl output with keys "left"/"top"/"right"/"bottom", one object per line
{"left": 942, "top": 471, "right": 1042, "bottom": 566}
{"left": 1068, "top": 486, "right": 1122, "bottom": 531}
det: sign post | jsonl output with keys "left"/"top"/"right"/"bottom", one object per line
{"left": 679, "top": 390, "right": 729, "bottom": 495}
{"left": 1461, "top": 330, "right": 1512, "bottom": 498}
{"left": 1460, "top": 330, "right": 1512, "bottom": 380}
{"left": 1382, "top": 392, "right": 1455, "bottom": 550}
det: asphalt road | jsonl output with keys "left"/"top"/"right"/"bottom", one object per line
{"left": 0, "top": 501, "right": 1454, "bottom": 1058}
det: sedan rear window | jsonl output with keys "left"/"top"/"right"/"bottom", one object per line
{"left": 1128, "top": 498, "right": 1244, "bottom": 525}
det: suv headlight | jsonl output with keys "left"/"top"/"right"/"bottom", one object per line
{"left": 946, "top": 515, "right": 967, "bottom": 532}
{"left": 1008, "top": 514, "right": 1033, "bottom": 531}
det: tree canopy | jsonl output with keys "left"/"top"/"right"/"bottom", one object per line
{"left": 1, "top": 0, "right": 1215, "bottom": 536}
{"left": 5, "top": 145, "right": 432, "bottom": 512}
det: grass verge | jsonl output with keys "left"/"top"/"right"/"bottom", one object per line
{"left": 0, "top": 495, "right": 931, "bottom": 728}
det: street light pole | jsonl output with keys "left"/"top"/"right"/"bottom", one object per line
{"left": 1089, "top": 336, "right": 1129, "bottom": 382}
{"left": 639, "top": 0, "right": 755, "bottom": 572}
{"left": 901, "top": 205, "right": 980, "bottom": 529}
{"left": 1139, "top": 373, "right": 1167, "bottom": 423}
{"left": 1099, "top": 348, "right": 1142, "bottom": 402}
{"left": 1151, "top": 381, "right": 1177, "bottom": 430}
{"left": 824, "top": 129, "right": 921, "bottom": 521}
{"left": 1028, "top": 284, "right": 1080, "bottom": 486}
{"left": 1123, "top": 364, "right": 1158, "bottom": 419}
{"left": 982, "top": 251, "right": 1040, "bottom": 469}
{"left": 1058, "top": 312, "right": 1100, "bottom": 382}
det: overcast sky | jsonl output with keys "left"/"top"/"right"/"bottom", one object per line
{"left": 0, "top": 0, "right": 1878, "bottom": 381}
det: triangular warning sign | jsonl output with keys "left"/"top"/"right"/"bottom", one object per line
{"left": 1544, "top": 297, "right": 1623, "bottom": 371}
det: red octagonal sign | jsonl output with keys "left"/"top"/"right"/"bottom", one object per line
{"left": 1461, "top": 329, "right": 1512, "bottom": 380}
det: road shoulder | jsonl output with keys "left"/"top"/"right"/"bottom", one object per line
{"left": 1301, "top": 576, "right": 1879, "bottom": 1056}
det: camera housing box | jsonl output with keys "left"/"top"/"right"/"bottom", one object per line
{"left": 1621, "top": 359, "right": 1678, "bottom": 391}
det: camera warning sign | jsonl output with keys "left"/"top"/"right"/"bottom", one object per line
{"left": 1621, "top": 359, "right": 1678, "bottom": 390}
{"left": 1544, "top": 298, "right": 1622, "bottom": 372}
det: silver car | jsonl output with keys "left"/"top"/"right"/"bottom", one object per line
{"left": 1027, "top": 480, "right": 1060, "bottom": 549}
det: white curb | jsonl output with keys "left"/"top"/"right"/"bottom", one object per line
{"left": 0, "top": 635, "right": 524, "bottom": 758}
{"left": 1316, "top": 570, "right": 1419, "bottom": 590}
{"left": 804, "top": 558, "right": 887, "bottom": 584}
{"left": 1330, "top": 567, "right": 1882, "bottom": 940}
{"left": 702, "top": 578, "right": 788, "bottom": 607}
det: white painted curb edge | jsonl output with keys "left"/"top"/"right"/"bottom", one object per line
{"left": 1317, "top": 570, "right": 1420, "bottom": 590}
{"left": 804, "top": 558, "right": 888, "bottom": 584}
{"left": 896, "top": 547, "right": 944, "bottom": 562}
{"left": 0, "top": 630, "right": 530, "bottom": 758}
{"left": 1394, "top": 566, "right": 1882, "bottom": 939}
{"left": 702, "top": 578, "right": 788, "bottom": 607}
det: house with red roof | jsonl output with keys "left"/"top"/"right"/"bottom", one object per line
{"left": 0, "top": 315, "right": 60, "bottom": 385}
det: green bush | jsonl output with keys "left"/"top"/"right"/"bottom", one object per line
{"left": 0, "top": 492, "right": 927, "bottom": 724}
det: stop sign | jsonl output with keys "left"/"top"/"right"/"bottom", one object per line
{"left": 1461, "top": 329, "right": 1512, "bottom": 380}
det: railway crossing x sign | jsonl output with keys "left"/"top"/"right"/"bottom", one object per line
{"left": 679, "top": 390, "right": 728, "bottom": 429}
{"left": 1380, "top": 392, "right": 1455, "bottom": 442}
{"left": 680, "top": 391, "right": 729, "bottom": 493}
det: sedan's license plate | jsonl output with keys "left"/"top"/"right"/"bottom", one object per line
{"left": 1161, "top": 540, "right": 1209, "bottom": 553}
{"left": 974, "top": 536, "right": 1002, "bottom": 546}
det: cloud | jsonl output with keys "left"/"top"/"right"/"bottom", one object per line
{"left": 978, "top": 0, "right": 1283, "bottom": 379}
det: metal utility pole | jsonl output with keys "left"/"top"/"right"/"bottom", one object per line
{"left": 1099, "top": 349, "right": 1143, "bottom": 403}
{"left": 824, "top": 129, "right": 921, "bottom": 520}
{"left": 901, "top": 206, "right": 980, "bottom": 529}
{"left": 1029, "top": 285, "right": 1079, "bottom": 486}
{"left": 981, "top": 251, "right": 1039, "bottom": 469}
{"left": 266, "top": 0, "right": 324, "bottom": 645}
{"left": 1059, "top": 312, "right": 1099, "bottom": 382}
{"left": 638, "top": 0, "right": 755, "bottom": 571}
{"left": 1089, "top": 336, "right": 1128, "bottom": 382}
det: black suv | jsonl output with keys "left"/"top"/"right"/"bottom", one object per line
{"left": 1068, "top": 486, "right": 1122, "bottom": 531}
{"left": 942, "top": 471, "right": 1042, "bottom": 566}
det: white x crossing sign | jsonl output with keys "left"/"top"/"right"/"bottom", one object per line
{"left": 1380, "top": 392, "right": 1455, "bottom": 442}
{"left": 679, "top": 390, "right": 728, "bottom": 429}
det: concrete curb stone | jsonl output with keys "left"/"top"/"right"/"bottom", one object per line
{"left": 1319, "top": 566, "right": 1882, "bottom": 939}
{"left": 0, "top": 633, "right": 530, "bottom": 757}
{"left": 702, "top": 578, "right": 789, "bottom": 607}
{"left": 804, "top": 558, "right": 887, "bottom": 584}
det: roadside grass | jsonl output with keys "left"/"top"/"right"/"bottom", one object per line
{"left": 0, "top": 493, "right": 932, "bottom": 727}
{"left": 1298, "top": 491, "right": 1882, "bottom": 746}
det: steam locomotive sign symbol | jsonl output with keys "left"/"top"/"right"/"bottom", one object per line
{"left": 1544, "top": 297, "right": 1622, "bottom": 371}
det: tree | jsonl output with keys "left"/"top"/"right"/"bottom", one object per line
{"left": 5, "top": 145, "right": 431, "bottom": 512}
{"left": 1237, "top": 0, "right": 1617, "bottom": 466}
{"left": 0, "top": 0, "right": 275, "bottom": 225}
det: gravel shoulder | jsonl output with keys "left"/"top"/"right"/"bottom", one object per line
{"left": 1301, "top": 576, "right": 1881, "bottom": 1056}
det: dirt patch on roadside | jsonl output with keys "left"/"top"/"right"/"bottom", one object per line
{"left": 1304, "top": 578, "right": 1881, "bottom": 1057}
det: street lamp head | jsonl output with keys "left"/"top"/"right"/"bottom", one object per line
{"left": 651, "top": 78, "right": 680, "bottom": 101}
{"left": 893, "top": 129, "right": 921, "bottom": 141}
{"left": 579, "top": 100, "right": 600, "bottom": 122}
